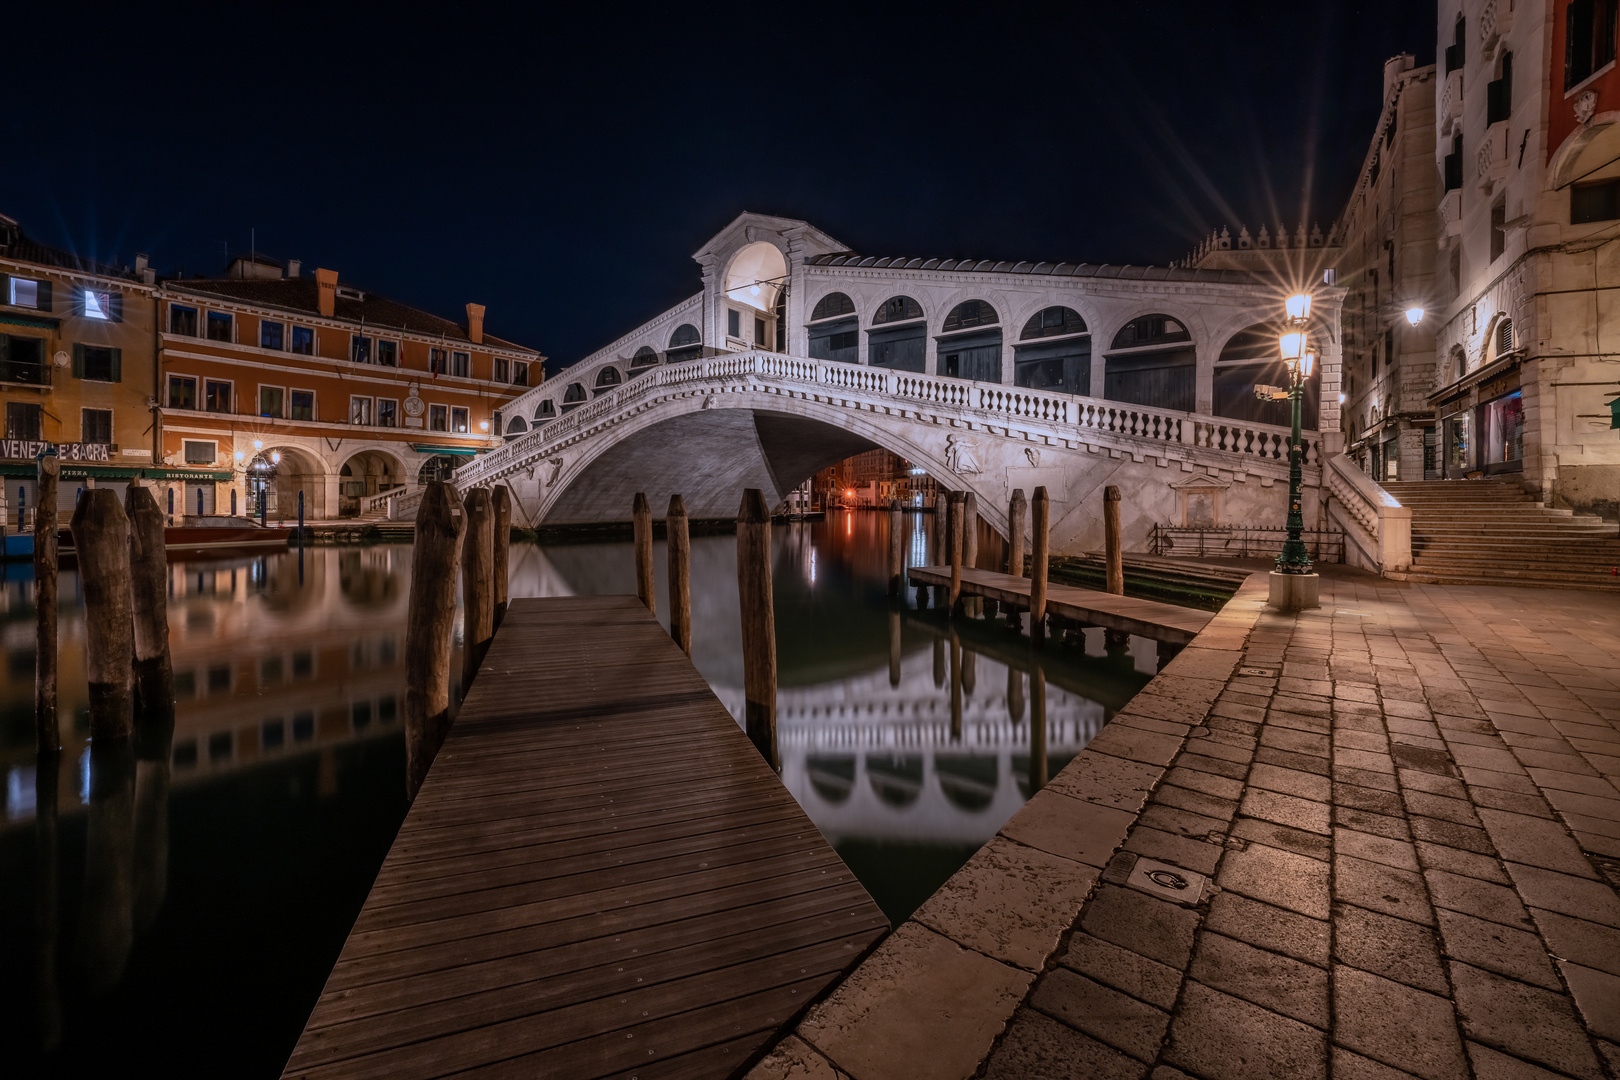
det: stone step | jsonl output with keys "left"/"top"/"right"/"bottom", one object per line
{"left": 1410, "top": 550, "right": 1620, "bottom": 570}
{"left": 1388, "top": 569, "right": 1620, "bottom": 590}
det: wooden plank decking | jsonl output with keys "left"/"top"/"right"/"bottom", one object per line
{"left": 282, "top": 595, "right": 888, "bottom": 1080}
{"left": 907, "top": 565, "right": 1212, "bottom": 645}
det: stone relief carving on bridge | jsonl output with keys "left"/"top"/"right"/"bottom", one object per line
{"left": 945, "top": 434, "right": 981, "bottom": 474}
{"left": 1024, "top": 447, "right": 1041, "bottom": 467}
{"left": 544, "top": 456, "right": 565, "bottom": 486}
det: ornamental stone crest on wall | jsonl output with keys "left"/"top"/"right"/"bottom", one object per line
{"left": 945, "top": 434, "right": 981, "bottom": 474}
{"left": 1576, "top": 90, "right": 1598, "bottom": 125}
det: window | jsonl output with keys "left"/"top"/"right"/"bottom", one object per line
{"left": 1020, "top": 307, "right": 1089, "bottom": 340}
{"left": 631, "top": 347, "right": 659, "bottom": 369}
{"left": 206, "top": 311, "right": 232, "bottom": 342}
{"left": 560, "top": 383, "right": 587, "bottom": 412}
{"left": 1566, "top": 0, "right": 1619, "bottom": 89}
{"left": 451, "top": 350, "right": 470, "bottom": 377}
{"left": 1488, "top": 52, "right": 1513, "bottom": 124}
{"left": 874, "top": 296, "right": 925, "bottom": 325}
{"left": 290, "top": 326, "right": 314, "bottom": 355}
{"left": 494, "top": 357, "right": 510, "bottom": 382}
{"left": 812, "top": 292, "right": 856, "bottom": 321}
{"left": 168, "top": 375, "right": 197, "bottom": 409}
{"left": 942, "top": 300, "right": 1000, "bottom": 332}
{"left": 170, "top": 304, "right": 198, "bottom": 336}
{"left": 7, "top": 277, "right": 49, "bottom": 310}
{"left": 192, "top": 381, "right": 226, "bottom": 416}
{"left": 78, "top": 287, "right": 120, "bottom": 321}
{"left": 1445, "top": 14, "right": 1465, "bottom": 73}
{"left": 183, "top": 440, "right": 216, "bottom": 465}
{"left": 451, "top": 406, "right": 469, "bottom": 432}
{"left": 350, "top": 335, "right": 371, "bottom": 363}
{"left": 1491, "top": 200, "right": 1506, "bottom": 262}
{"left": 728, "top": 308, "right": 742, "bottom": 338}
{"left": 755, "top": 317, "right": 767, "bottom": 345}
{"left": 5, "top": 402, "right": 41, "bottom": 440}
{"left": 259, "top": 386, "right": 284, "bottom": 418}
{"left": 430, "top": 347, "right": 448, "bottom": 374}
{"left": 377, "top": 399, "right": 397, "bottom": 427}
{"left": 1110, "top": 314, "right": 1189, "bottom": 349}
{"left": 377, "top": 339, "right": 397, "bottom": 367}
{"left": 514, "top": 361, "right": 529, "bottom": 385}
{"left": 74, "top": 344, "right": 121, "bottom": 382}
{"left": 594, "top": 367, "right": 622, "bottom": 395}
{"left": 261, "top": 320, "right": 284, "bottom": 350}
{"left": 290, "top": 390, "right": 314, "bottom": 421}
{"left": 1572, "top": 177, "right": 1620, "bottom": 222}
{"left": 0, "top": 334, "right": 48, "bottom": 384}
{"left": 429, "top": 404, "right": 448, "bottom": 431}
{"left": 668, "top": 323, "right": 702, "bottom": 363}
{"left": 534, "top": 399, "right": 556, "bottom": 420}
{"left": 1444, "top": 133, "right": 1463, "bottom": 192}
{"left": 351, "top": 396, "right": 373, "bottom": 425}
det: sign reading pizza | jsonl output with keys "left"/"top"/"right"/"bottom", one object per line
{"left": 0, "top": 440, "right": 112, "bottom": 462}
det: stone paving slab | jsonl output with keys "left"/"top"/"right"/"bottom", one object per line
{"left": 748, "top": 571, "right": 1620, "bottom": 1080}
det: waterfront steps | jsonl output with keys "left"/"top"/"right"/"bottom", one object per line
{"left": 1382, "top": 479, "right": 1620, "bottom": 590}
{"left": 281, "top": 595, "right": 886, "bottom": 1080}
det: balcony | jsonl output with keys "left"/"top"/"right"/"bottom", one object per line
{"left": 0, "top": 360, "right": 51, "bottom": 386}
{"left": 1439, "top": 69, "right": 1464, "bottom": 135}
{"left": 1477, "top": 121, "right": 1509, "bottom": 191}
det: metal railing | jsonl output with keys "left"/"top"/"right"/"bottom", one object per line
{"left": 0, "top": 360, "right": 52, "bottom": 386}
{"left": 1150, "top": 523, "right": 1345, "bottom": 563}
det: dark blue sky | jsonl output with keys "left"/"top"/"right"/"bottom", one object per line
{"left": 8, "top": 2, "right": 1433, "bottom": 371}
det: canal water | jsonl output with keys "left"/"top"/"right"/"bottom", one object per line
{"left": 0, "top": 510, "right": 1162, "bottom": 1077}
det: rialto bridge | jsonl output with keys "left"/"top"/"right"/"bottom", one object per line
{"left": 427, "top": 212, "right": 1385, "bottom": 559}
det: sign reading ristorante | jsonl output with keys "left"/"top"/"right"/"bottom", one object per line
{"left": 0, "top": 440, "right": 111, "bottom": 462}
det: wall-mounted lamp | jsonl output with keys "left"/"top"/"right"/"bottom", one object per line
{"left": 1405, "top": 307, "right": 1425, "bottom": 326}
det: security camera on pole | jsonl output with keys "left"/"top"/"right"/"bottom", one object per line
{"left": 1268, "top": 292, "right": 1321, "bottom": 611}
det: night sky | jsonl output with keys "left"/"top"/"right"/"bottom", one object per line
{"left": 8, "top": 2, "right": 1433, "bottom": 372}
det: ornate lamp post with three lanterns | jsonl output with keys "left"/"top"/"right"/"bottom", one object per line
{"left": 1269, "top": 292, "right": 1320, "bottom": 610}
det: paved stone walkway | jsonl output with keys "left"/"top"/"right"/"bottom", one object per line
{"left": 748, "top": 570, "right": 1620, "bottom": 1080}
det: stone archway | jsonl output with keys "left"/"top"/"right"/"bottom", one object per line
{"left": 247, "top": 445, "right": 328, "bottom": 521}
{"left": 338, "top": 448, "right": 407, "bottom": 517}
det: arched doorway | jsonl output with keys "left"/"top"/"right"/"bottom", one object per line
{"left": 1105, "top": 314, "right": 1195, "bottom": 411}
{"left": 1014, "top": 306, "right": 1090, "bottom": 394}
{"left": 807, "top": 292, "right": 858, "bottom": 364}
{"left": 1214, "top": 322, "right": 1318, "bottom": 429}
{"left": 417, "top": 454, "right": 459, "bottom": 484}
{"left": 338, "top": 449, "right": 403, "bottom": 517}
{"left": 246, "top": 446, "right": 325, "bottom": 521}
{"left": 938, "top": 300, "right": 1002, "bottom": 382}
{"left": 723, "top": 241, "right": 787, "bottom": 349}
{"left": 869, "top": 296, "right": 926, "bottom": 372}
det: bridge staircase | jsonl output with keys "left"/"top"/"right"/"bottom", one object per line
{"left": 1382, "top": 479, "right": 1620, "bottom": 590}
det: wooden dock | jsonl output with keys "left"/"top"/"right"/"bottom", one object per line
{"left": 908, "top": 565, "right": 1212, "bottom": 645}
{"left": 281, "top": 595, "right": 887, "bottom": 1080}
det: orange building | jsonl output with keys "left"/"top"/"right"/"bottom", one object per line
{"left": 158, "top": 256, "right": 541, "bottom": 519}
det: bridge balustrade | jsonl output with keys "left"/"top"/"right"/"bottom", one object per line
{"left": 449, "top": 351, "right": 1322, "bottom": 493}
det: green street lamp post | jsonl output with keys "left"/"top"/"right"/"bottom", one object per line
{"left": 1276, "top": 293, "right": 1315, "bottom": 574}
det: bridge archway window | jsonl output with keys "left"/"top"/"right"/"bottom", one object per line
{"left": 630, "top": 346, "right": 659, "bottom": 374}
{"left": 868, "top": 296, "right": 926, "bottom": 372}
{"left": 1014, "top": 306, "right": 1090, "bottom": 394}
{"left": 938, "top": 300, "right": 1002, "bottom": 383}
{"left": 533, "top": 399, "right": 556, "bottom": 423}
{"left": 936, "top": 754, "right": 998, "bottom": 813}
{"left": 1105, "top": 314, "right": 1195, "bottom": 411}
{"left": 1214, "top": 323, "right": 1317, "bottom": 428}
{"left": 504, "top": 415, "right": 529, "bottom": 438}
{"left": 593, "top": 367, "right": 623, "bottom": 396}
{"left": 807, "top": 755, "right": 856, "bottom": 804}
{"left": 807, "top": 292, "right": 859, "bottom": 365}
{"left": 560, "top": 382, "right": 587, "bottom": 413}
{"left": 668, "top": 323, "right": 702, "bottom": 364}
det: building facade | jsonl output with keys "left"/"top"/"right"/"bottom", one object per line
{"left": 1336, "top": 55, "right": 1442, "bottom": 481}
{"left": 1430, "top": 0, "right": 1620, "bottom": 514}
{"left": 159, "top": 259, "right": 541, "bottom": 519}
{"left": 0, "top": 215, "right": 214, "bottom": 518}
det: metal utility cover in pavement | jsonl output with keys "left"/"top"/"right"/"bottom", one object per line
{"left": 1127, "top": 857, "right": 1210, "bottom": 906}
{"left": 1240, "top": 666, "right": 1278, "bottom": 677}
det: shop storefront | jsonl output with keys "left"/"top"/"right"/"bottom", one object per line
{"left": 0, "top": 447, "right": 231, "bottom": 527}
{"left": 1430, "top": 359, "right": 1523, "bottom": 479}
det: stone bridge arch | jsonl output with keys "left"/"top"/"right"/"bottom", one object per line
{"left": 523, "top": 390, "right": 1006, "bottom": 532}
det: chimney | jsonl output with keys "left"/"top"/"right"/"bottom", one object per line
{"left": 286, "top": 258, "right": 301, "bottom": 279}
{"left": 316, "top": 268, "right": 338, "bottom": 318}
{"left": 134, "top": 253, "right": 148, "bottom": 274}
{"left": 466, "top": 302, "right": 485, "bottom": 345}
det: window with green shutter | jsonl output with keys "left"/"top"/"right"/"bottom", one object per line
{"left": 73, "top": 344, "right": 120, "bottom": 381}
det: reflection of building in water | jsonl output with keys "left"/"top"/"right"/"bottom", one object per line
{"left": 716, "top": 657, "right": 1105, "bottom": 846}
{"left": 3, "top": 546, "right": 410, "bottom": 826}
